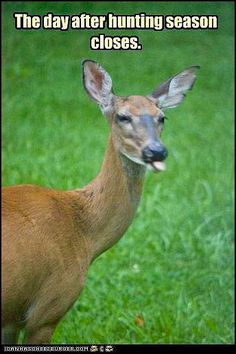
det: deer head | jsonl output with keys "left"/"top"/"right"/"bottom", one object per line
{"left": 83, "top": 60, "right": 199, "bottom": 172}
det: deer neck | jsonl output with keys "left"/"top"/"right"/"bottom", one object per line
{"left": 73, "top": 134, "right": 146, "bottom": 260}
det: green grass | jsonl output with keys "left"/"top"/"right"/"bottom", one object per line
{"left": 2, "top": 1, "right": 234, "bottom": 344}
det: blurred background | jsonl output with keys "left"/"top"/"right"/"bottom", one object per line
{"left": 2, "top": 1, "right": 234, "bottom": 344}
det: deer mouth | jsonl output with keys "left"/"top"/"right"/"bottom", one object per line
{"left": 147, "top": 161, "right": 166, "bottom": 172}
{"left": 122, "top": 152, "right": 166, "bottom": 172}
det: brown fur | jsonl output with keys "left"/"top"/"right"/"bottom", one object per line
{"left": 115, "top": 96, "right": 158, "bottom": 117}
{"left": 2, "top": 136, "right": 145, "bottom": 344}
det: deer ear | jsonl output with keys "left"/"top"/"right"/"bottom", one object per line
{"left": 148, "top": 66, "right": 200, "bottom": 109}
{"left": 82, "top": 60, "right": 114, "bottom": 111}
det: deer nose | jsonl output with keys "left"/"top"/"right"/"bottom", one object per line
{"left": 142, "top": 143, "right": 168, "bottom": 162}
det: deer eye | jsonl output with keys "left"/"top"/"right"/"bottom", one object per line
{"left": 116, "top": 114, "right": 132, "bottom": 123}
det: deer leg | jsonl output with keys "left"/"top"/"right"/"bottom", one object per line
{"left": 24, "top": 323, "right": 57, "bottom": 344}
{"left": 2, "top": 326, "right": 20, "bottom": 344}
{"left": 23, "top": 299, "right": 63, "bottom": 344}
{"left": 23, "top": 276, "right": 84, "bottom": 344}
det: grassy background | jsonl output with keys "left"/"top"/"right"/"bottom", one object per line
{"left": 2, "top": 1, "right": 234, "bottom": 344}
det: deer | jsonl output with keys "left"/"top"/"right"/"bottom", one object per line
{"left": 2, "top": 60, "right": 199, "bottom": 344}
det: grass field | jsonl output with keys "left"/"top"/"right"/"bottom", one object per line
{"left": 2, "top": 1, "right": 234, "bottom": 344}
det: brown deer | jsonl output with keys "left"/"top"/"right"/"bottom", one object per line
{"left": 2, "top": 60, "right": 199, "bottom": 344}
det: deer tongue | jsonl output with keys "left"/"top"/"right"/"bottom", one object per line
{"left": 152, "top": 161, "right": 166, "bottom": 172}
